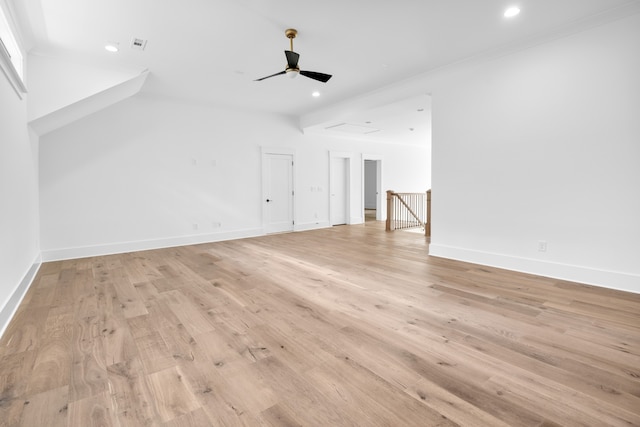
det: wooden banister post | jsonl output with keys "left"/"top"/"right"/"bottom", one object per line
{"left": 425, "top": 189, "right": 431, "bottom": 237}
{"left": 386, "top": 190, "right": 394, "bottom": 231}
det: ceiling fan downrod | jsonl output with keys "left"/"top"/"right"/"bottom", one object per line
{"left": 285, "top": 28, "right": 297, "bottom": 52}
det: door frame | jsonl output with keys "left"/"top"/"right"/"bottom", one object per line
{"left": 329, "top": 151, "right": 354, "bottom": 225}
{"left": 261, "top": 147, "right": 296, "bottom": 233}
{"left": 361, "top": 154, "right": 384, "bottom": 221}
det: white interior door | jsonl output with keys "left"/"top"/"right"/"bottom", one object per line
{"left": 264, "top": 153, "right": 294, "bottom": 233}
{"left": 330, "top": 157, "right": 348, "bottom": 225}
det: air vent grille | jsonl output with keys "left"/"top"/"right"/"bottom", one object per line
{"left": 130, "top": 38, "right": 147, "bottom": 50}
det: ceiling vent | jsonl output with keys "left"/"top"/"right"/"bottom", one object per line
{"left": 130, "top": 38, "right": 148, "bottom": 50}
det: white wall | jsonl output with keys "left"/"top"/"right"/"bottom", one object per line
{"left": 40, "top": 94, "right": 429, "bottom": 260}
{"left": 27, "top": 53, "right": 141, "bottom": 120}
{"left": 430, "top": 14, "right": 640, "bottom": 293}
{"left": 0, "top": 64, "right": 40, "bottom": 333}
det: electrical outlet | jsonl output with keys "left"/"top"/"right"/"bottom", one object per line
{"left": 538, "top": 240, "right": 547, "bottom": 252}
{"left": 212, "top": 222, "right": 221, "bottom": 228}
{"left": 192, "top": 223, "right": 199, "bottom": 230}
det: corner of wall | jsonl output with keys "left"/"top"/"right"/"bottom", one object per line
{"left": 0, "top": 254, "right": 42, "bottom": 339}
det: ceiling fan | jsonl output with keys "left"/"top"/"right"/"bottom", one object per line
{"left": 255, "top": 29, "right": 332, "bottom": 83}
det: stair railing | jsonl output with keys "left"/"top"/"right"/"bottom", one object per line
{"left": 386, "top": 190, "right": 431, "bottom": 237}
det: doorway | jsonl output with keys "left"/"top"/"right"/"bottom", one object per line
{"left": 362, "top": 155, "right": 383, "bottom": 222}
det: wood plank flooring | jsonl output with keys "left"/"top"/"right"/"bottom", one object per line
{"left": 1, "top": 222, "right": 639, "bottom": 426}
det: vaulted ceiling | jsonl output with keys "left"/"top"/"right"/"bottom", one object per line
{"left": 12, "top": 0, "right": 640, "bottom": 143}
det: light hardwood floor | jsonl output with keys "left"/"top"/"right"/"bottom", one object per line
{"left": 1, "top": 222, "right": 639, "bottom": 426}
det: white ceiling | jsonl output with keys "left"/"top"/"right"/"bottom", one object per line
{"left": 12, "top": 0, "right": 640, "bottom": 144}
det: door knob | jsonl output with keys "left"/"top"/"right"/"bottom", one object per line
{"left": 266, "top": 199, "right": 272, "bottom": 202}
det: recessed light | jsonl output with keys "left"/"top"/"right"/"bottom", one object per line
{"left": 105, "top": 43, "right": 119, "bottom": 52}
{"left": 312, "top": 91, "right": 320, "bottom": 97}
{"left": 417, "top": 108, "right": 424, "bottom": 112}
{"left": 504, "top": 6, "right": 520, "bottom": 18}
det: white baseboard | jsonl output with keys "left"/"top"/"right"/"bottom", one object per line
{"left": 294, "top": 221, "right": 331, "bottom": 232}
{"left": 429, "top": 244, "right": 640, "bottom": 295}
{"left": 41, "top": 228, "right": 264, "bottom": 262}
{"left": 349, "top": 216, "right": 364, "bottom": 225}
{"left": 0, "top": 255, "right": 42, "bottom": 339}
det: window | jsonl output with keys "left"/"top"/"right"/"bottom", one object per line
{"left": 0, "top": 0, "right": 26, "bottom": 96}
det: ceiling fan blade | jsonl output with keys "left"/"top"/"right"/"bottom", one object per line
{"left": 300, "top": 70, "right": 332, "bottom": 83}
{"left": 285, "top": 50, "right": 300, "bottom": 69}
{"left": 254, "top": 70, "right": 286, "bottom": 81}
